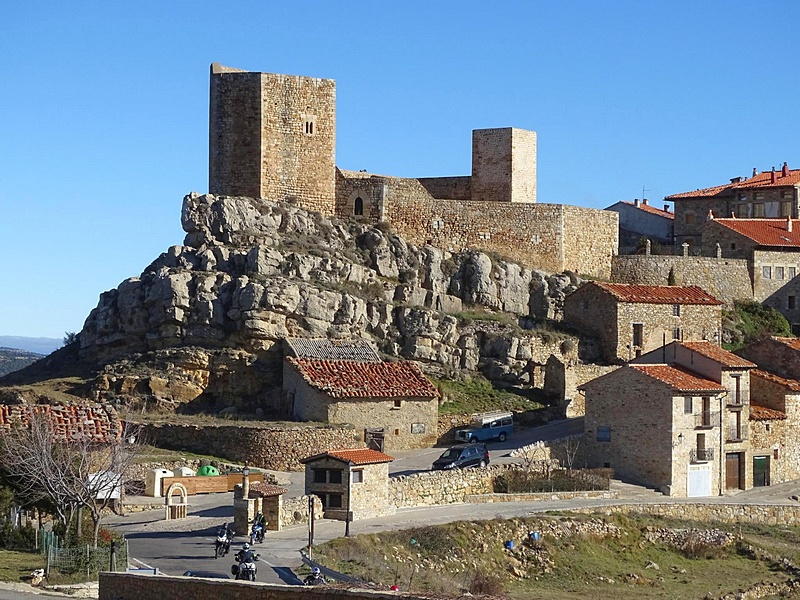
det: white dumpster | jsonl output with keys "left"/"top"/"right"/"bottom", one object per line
{"left": 145, "top": 469, "right": 174, "bottom": 497}
{"left": 173, "top": 466, "right": 196, "bottom": 477}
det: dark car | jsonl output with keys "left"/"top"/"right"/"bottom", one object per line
{"left": 182, "top": 570, "right": 231, "bottom": 579}
{"left": 432, "top": 443, "right": 490, "bottom": 470}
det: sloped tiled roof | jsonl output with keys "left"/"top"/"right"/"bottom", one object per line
{"left": 679, "top": 341, "right": 756, "bottom": 369}
{"left": 0, "top": 403, "right": 122, "bottom": 443}
{"left": 710, "top": 218, "right": 800, "bottom": 247}
{"left": 300, "top": 448, "right": 394, "bottom": 465}
{"left": 248, "top": 482, "right": 289, "bottom": 497}
{"left": 667, "top": 168, "right": 800, "bottom": 199}
{"left": 592, "top": 282, "right": 722, "bottom": 305}
{"left": 751, "top": 369, "right": 800, "bottom": 392}
{"left": 617, "top": 200, "right": 675, "bottom": 219}
{"left": 287, "top": 357, "right": 439, "bottom": 399}
{"left": 630, "top": 364, "right": 726, "bottom": 392}
{"left": 750, "top": 402, "right": 788, "bottom": 421}
{"left": 284, "top": 338, "right": 382, "bottom": 362}
{"left": 774, "top": 337, "right": 800, "bottom": 351}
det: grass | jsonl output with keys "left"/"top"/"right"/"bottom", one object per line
{"left": 433, "top": 376, "right": 547, "bottom": 416}
{"left": 311, "top": 514, "right": 799, "bottom": 599}
{"left": 0, "top": 549, "right": 44, "bottom": 583}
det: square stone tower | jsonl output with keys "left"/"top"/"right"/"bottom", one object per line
{"left": 471, "top": 127, "right": 537, "bottom": 203}
{"left": 208, "top": 63, "right": 336, "bottom": 214}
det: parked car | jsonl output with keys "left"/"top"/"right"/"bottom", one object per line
{"left": 432, "top": 443, "right": 490, "bottom": 470}
{"left": 183, "top": 570, "right": 231, "bottom": 579}
{"left": 454, "top": 411, "right": 514, "bottom": 443}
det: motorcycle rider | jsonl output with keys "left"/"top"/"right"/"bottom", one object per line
{"left": 233, "top": 543, "right": 258, "bottom": 580}
{"left": 235, "top": 542, "right": 256, "bottom": 563}
{"left": 250, "top": 512, "right": 266, "bottom": 543}
{"left": 303, "top": 566, "right": 327, "bottom": 585}
{"left": 215, "top": 522, "right": 233, "bottom": 556}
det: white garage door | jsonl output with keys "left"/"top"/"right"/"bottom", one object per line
{"left": 687, "top": 464, "right": 712, "bottom": 497}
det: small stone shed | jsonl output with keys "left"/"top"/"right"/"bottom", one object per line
{"left": 233, "top": 471, "right": 288, "bottom": 534}
{"left": 300, "top": 448, "right": 395, "bottom": 520}
{"left": 284, "top": 354, "right": 439, "bottom": 451}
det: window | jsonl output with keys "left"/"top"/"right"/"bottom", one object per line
{"left": 728, "top": 411, "right": 742, "bottom": 441}
{"left": 632, "top": 323, "right": 643, "bottom": 347}
{"left": 684, "top": 396, "right": 693, "bottom": 414}
{"left": 352, "top": 469, "right": 364, "bottom": 484}
{"left": 789, "top": 267, "right": 797, "bottom": 279}
{"left": 776, "top": 266, "right": 785, "bottom": 280}
{"left": 328, "top": 469, "right": 342, "bottom": 484}
{"left": 736, "top": 204, "right": 748, "bottom": 218}
{"left": 730, "top": 243, "right": 737, "bottom": 251}
{"left": 326, "top": 493, "right": 342, "bottom": 508}
{"left": 393, "top": 399, "right": 402, "bottom": 409}
{"left": 684, "top": 213, "right": 696, "bottom": 225}
{"left": 304, "top": 119, "right": 315, "bottom": 135}
{"left": 672, "top": 304, "right": 681, "bottom": 317}
{"left": 701, "top": 397, "right": 712, "bottom": 427}
{"left": 313, "top": 468, "right": 343, "bottom": 484}
{"left": 781, "top": 190, "right": 789, "bottom": 199}
{"left": 782, "top": 201, "right": 793, "bottom": 217}
{"left": 790, "top": 296, "right": 797, "bottom": 310}
{"left": 313, "top": 469, "right": 326, "bottom": 484}
{"left": 754, "top": 192, "right": 765, "bottom": 202}
{"left": 753, "top": 203, "right": 765, "bottom": 217}
{"left": 763, "top": 266, "right": 772, "bottom": 279}
{"left": 597, "top": 426, "right": 611, "bottom": 442}
{"left": 732, "top": 375, "right": 741, "bottom": 405}
{"left": 354, "top": 197, "right": 364, "bottom": 216}
{"left": 672, "top": 327, "right": 681, "bottom": 340}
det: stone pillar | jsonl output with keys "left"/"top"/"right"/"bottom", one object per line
{"left": 682, "top": 242, "right": 689, "bottom": 257}
{"left": 716, "top": 242, "right": 722, "bottom": 258}
{"left": 645, "top": 239, "right": 651, "bottom": 256}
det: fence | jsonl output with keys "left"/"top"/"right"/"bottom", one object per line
{"left": 43, "top": 530, "right": 128, "bottom": 577}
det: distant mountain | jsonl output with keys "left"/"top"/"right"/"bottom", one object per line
{"left": 0, "top": 347, "right": 45, "bottom": 377}
{"left": 0, "top": 336, "right": 61, "bottom": 355}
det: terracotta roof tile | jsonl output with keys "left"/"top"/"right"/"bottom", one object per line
{"left": 750, "top": 402, "right": 788, "bottom": 421}
{"left": 287, "top": 358, "right": 439, "bottom": 399}
{"left": 0, "top": 403, "right": 122, "bottom": 443}
{"left": 679, "top": 341, "right": 756, "bottom": 369}
{"left": 775, "top": 337, "right": 800, "bottom": 351}
{"left": 301, "top": 448, "right": 394, "bottom": 465}
{"left": 710, "top": 218, "right": 800, "bottom": 247}
{"left": 630, "top": 364, "right": 726, "bottom": 392}
{"left": 592, "top": 282, "right": 722, "bottom": 305}
{"left": 248, "top": 482, "right": 288, "bottom": 497}
{"left": 618, "top": 201, "right": 675, "bottom": 219}
{"left": 666, "top": 183, "right": 734, "bottom": 200}
{"left": 751, "top": 369, "right": 800, "bottom": 392}
{"left": 667, "top": 168, "right": 800, "bottom": 199}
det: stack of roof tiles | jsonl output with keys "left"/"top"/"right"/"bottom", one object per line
{"left": 287, "top": 357, "right": 439, "bottom": 399}
{"left": 0, "top": 403, "right": 121, "bottom": 443}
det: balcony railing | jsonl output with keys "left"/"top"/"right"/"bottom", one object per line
{"left": 690, "top": 448, "right": 714, "bottom": 462}
{"left": 695, "top": 411, "right": 720, "bottom": 429}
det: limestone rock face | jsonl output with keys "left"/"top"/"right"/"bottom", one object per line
{"left": 75, "top": 193, "right": 591, "bottom": 413}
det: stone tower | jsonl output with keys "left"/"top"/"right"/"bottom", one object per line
{"left": 208, "top": 63, "right": 336, "bottom": 214}
{"left": 471, "top": 127, "right": 537, "bottom": 203}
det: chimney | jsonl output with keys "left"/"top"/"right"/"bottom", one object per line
{"left": 730, "top": 176, "right": 742, "bottom": 183}
{"left": 788, "top": 217, "right": 793, "bottom": 233}
{"left": 752, "top": 167, "right": 758, "bottom": 178}
{"left": 664, "top": 203, "right": 671, "bottom": 213}
{"left": 642, "top": 198, "right": 649, "bottom": 205}
{"left": 782, "top": 161, "right": 789, "bottom": 177}
{"left": 771, "top": 167, "right": 777, "bottom": 183}
{"left": 634, "top": 199, "right": 640, "bottom": 207}
{"left": 707, "top": 209, "right": 715, "bottom": 221}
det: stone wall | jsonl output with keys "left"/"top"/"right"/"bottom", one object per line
{"left": 752, "top": 250, "right": 800, "bottom": 325}
{"left": 417, "top": 176, "right": 471, "bottom": 201}
{"left": 572, "top": 502, "right": 800, "bottom": 526}
{"left": 389, "top": 464, "right": 500, "bottom": 507}
{"left": 471, "top": 128, "right": 537, "bottom": 204}
{"left": 280, "top": 494, "right": 323, "bottom": 528}
{"left": 99, "top": 573, "right": 431, "bottom": 600}
{"left": 134, "top": 421, "right": 360, "bottom": 472}
{"left": 673, "top": 197, "right": 734, "bottom": 247}
{"left": 611, "top": 255, "right": 753, "bottom": 306}
{"left": 750, "top": 374, "right": 800, "bottom": 485}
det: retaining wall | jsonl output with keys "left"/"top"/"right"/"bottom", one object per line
{"left": 572, "top": 502, "right": 800, "bottom": 526}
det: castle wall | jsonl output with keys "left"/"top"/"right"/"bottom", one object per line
{"left": 562, "top": 205, "right": 618, "bottom": 277}
{"left": 416, "top": 176, "right": 472, "bottom": 201}
{"left": 611, "top": 255, "right": 753, "bottom": 306}
{"left": 471, "top": 128, "right": 537, "bottom": 203}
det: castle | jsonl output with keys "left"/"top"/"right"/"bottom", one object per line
{"left": 208, "top": 63, "right": 618, "bottom": 278}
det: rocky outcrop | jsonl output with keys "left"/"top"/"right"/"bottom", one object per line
{"left": 73, "top": 193, "right": 593, "bottom": 412}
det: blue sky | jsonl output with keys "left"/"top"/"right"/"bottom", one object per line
{"left": 3, "top": 1, "right": 799, "bottom": 340}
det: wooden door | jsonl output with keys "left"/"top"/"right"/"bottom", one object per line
{"left": 726, "top": 452, "right": 742, "bottom": 490}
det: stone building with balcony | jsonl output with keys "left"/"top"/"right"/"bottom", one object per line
{"left": 563, "top": 282, "right": 723, "bottom": 363}
{"left": 299, "top": 448, "right": 395, "bottom": 521}
{"left": 667, "top": 162, "right": 800, "bottom": 249}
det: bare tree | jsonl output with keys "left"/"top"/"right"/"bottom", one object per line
{"left": 0, "top": 408, "right": 142, "bottom": 547}
{"left": 558, "top": 436, "right": 581, "bottom": 471}
{"left": 516, "top": 440, "right": 554, "bottom": 479}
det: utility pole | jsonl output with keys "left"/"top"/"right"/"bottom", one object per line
{"left": 307, "top": 496, "right": 315, "bottom": 559}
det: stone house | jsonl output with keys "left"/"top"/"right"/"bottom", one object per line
{"left": 563, "top": 282, "right": 723, "bottom": 362}
{"left": 605, "top": 199, "right": 674, "bottom": 251}
{"left": 701, "top": 218, "right": 800, "bottom": 331}
{"left": 738, "top": 336, "right": 800, "bottom": 380}
{"left": 283, "top": 356, "right": 439, "bottom": 451}
{"left": 299, "top": 448, "right": 395, "bottom": 520}
{"left": 581, "top": 363, "right": 728, "bottom": 497}
{"left": 208, "top": 63, "right": 618, "bottom": 279}
{"left": 667, "top": 162, "right": 800, "bottom": 249}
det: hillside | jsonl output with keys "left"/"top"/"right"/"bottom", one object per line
{"left": 0, "top": 193, "right": 594, "bottom": 415}
{"left": 0, "top": 347, "right": 43, "bottom": 377}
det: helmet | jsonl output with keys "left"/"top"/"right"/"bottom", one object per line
{"left": 312, "top": 567, "right": 320, "bottom": 576}
{"left": 243, "top": 543, "right": 250, "bottom": 550}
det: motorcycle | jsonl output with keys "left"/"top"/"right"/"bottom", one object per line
{"left": 214, "top": 528, "right": 232, "bottom": 559}
{"left": 250, "top": 523, "right": 265, "bottom": 545}
{"left": 231, "top": 551, "right": 259, "bottom": 581}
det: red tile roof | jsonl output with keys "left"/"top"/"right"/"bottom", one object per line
{"left": 630, "top": 364, "right": 726, "bottom": 392}
{"left": 618, "top": 201, "right": 675, "bottom": 219}
{"left": 287, "top": 358, "right": 439, "bottom": 399}
{"left": 750, "top": 402, "right": 787, "bottom": 421}
{"left": 592, "top": 282, "right": 722, "bottom": 305}
{"left": 248, "top": 482, "right": 289, "bottom": 497}
{"left": 679, "top": 341, "right": 756, "bottom": 369}
{"left": 710, "top": 218, "right": 800, "bottom": 247}
{"left": 775, "top": 337, "right": 800, "bottom": 351}
{"left": 300, "top": 448, "right": 394, "bottom": 465}
{"left": 752, "top": 369, "right": 800, "bottom": 392}
{"left": 0, "top": 403, "right": 121, "bottom": 443}
{"left": 667, "top": 168, "right": 800, "bottom": 199}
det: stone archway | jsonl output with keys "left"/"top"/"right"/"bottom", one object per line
{"left": 164, "top": 482, "right": 188, "bottom": 520}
